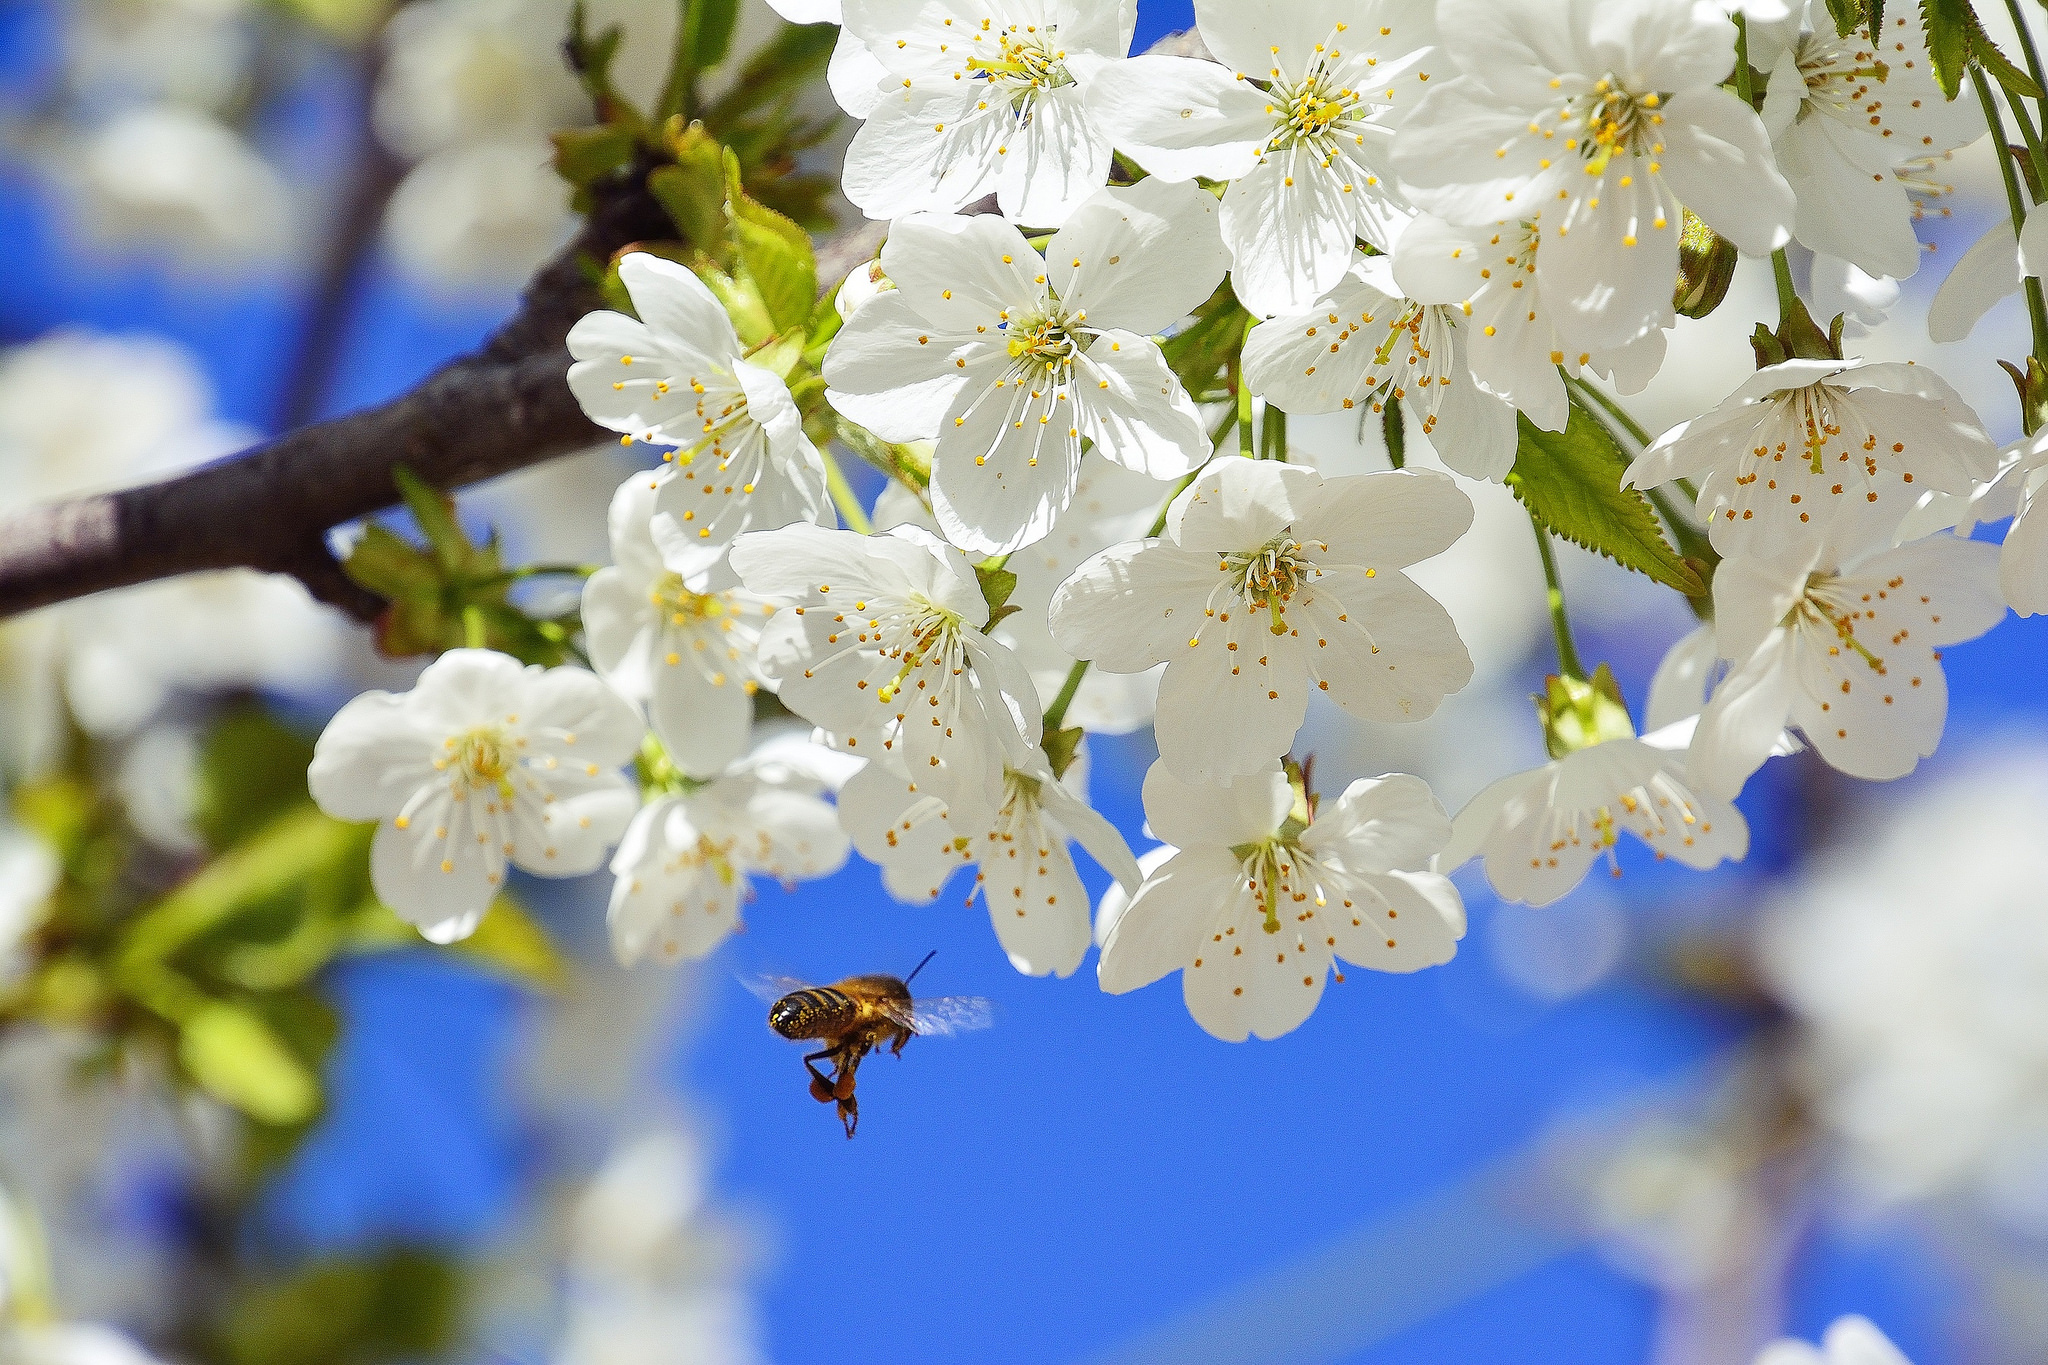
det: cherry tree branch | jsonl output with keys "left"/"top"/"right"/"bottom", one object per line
{"left": 0, "top": 30, "right": 1199, "bottom": 627}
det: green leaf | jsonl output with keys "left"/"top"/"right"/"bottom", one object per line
{"left": 724, "top": 149, "right": 817, "bottom": 332}
{"left": 1822, "top": 0, "right": 1867, "bottom": 36}
{"left": 1505, "top": 406, "right": 1705, "bottom": 596}
{"left": 565, "top": 2, "right": 648, "bottom": 131}
{"left": 679, "top": 0, "right": 743, "bottom": 80}
{"left": 194, "top": 706, "right": 316, "bottom": 852}
{"left": 1161, "top": 281, "right": 1252, "bottom": 399}
{"left": 179, "top": 1000, "right": 320, "bottom": 1125}
{"left": 1381, "top": 394, "right": 1406, "bottom": 469}
{"left": 551, "top": 124, "right": 637, "bottom": 188}
{"left": 218, "top": 1247, "right": 461, "bottom": 1365}
{"left": 1922, "top": 0, "right": 1969, "bottom": 97}
{"left": 1969, "top": 7, "right": 2045, "bottom": 98}
{"left": 648, "top": 126, "right": 730, "bottom": 258}
{"left": 703, "top": 21, "right": 840, "bottom": 126}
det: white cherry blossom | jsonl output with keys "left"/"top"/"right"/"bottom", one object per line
{"left": 608, "top": 734, "right": 855, "bottom": 966}
{"left": 1439, "top": 723, "right": 1748, "bottom": 907}
{"left": 1097, "top": 760, "right": 1464, "bottom": 1042}
{"left": 834, "top": 0, "right": 1135, "bottom": 228}
{"left": 1087, "top": 0, "right": 1436, "bottom": 317}
{"left": 1393, "top": 212, "right": 1670, "bottom": 432}
{"left": 1752, "top": 7, "right": 1980, "bottom": 280}
{"left": 582, "top": 476, "right": 781, "bottom": 779}
{"left": 1623, "top": 357, "right": 1998, "bottom": 557}
{"left": 874, "top": 458, "right": 1166, "bottom": 733}
{"left": 825, "top": 178, "right": 1229, "bottom": 555}
{"left": 1243, "top": 252, "right": 1519, "bottom": 479}
{"left": 729, "top": 522, "right": 1041, "bottom": 813}
{"left": 840, "top": 749, "right": 1140, "bottom": 977}
{"left": 1755, "top": 1316, "right": 1913, "bottom": 1365}
{"left": 308, "top": 649, "right": 641, "bottom": 944}
{"left": 1049, "top": 456, "right": 1474, "bottom": 783}
{"left": 1687, "top": 533, "right": 2003, "bottom": 797}
{"left": 567, "top": 252, "right": 830, "bottom": 587}
{"left": 1393, "top": 0, "right": 1794, "bottom": 354}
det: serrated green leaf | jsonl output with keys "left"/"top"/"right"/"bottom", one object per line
{"left": 704, "top": 21, "right": 840, "bottom": 126}
{"left": 1968, "top": 7, "right": 2044, "bottom": 98}
{"left": 1506, "top": 407, "right": 1705, "bottom": 596}
{"left": 1922, "top": 0, "right": 1969, "bottom": 98}
{"left": 724, "top": 149, "right": 816, "bottom": 332}
{"left": 179, "top": 1000, "right": 320, "bottom": 1125}
{"left": 1823, "top": 0, "right": 1866, "bottom": 36}
{"left": 649, "top": 127, "right": 729, "bottom": 259}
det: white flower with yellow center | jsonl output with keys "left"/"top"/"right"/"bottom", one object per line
{"left": 1097, "top": 760, "right": 1464, "bottom": 1042}
{"left": 1686, "top": 532, "right": 2004, "bottom": 798}
{"left": 1438, "top": 723, "right": 1748, "bottom": 908}
{"left": 839, "top": 748, "right": 1140, "bottom": 977}
{"left": 1242, "top": 252, "right": 1519, "bottom": 480}
{"left": 1391, "top": 212, "right": 1669, "bottom": 433}
{"left": 1049, "top": 455, "right": 1474, "bottom": 783}
{"left": 1087, "top": 0, "right": 1435, "bottom": 317}
{"left": 825, "top": 178, "right": 1229, "bottom": 555}
{"left": 1623, "top": 357, "right": 1999, "bottom": 557}
{"left": 566, "top": 253, "right": 830, "bottom": 588}
{"left": 834, "top": 0, "right": 1134, "bottom": 228}
{"left": 607, "top": 734, "right": 854, "bottom": 966}
{"left": 582, "top": 476, "right": 783, "bottom": 780}
{"left": 308, "top": 649, "right": 642, "bottom": 944}
{"left": 730, "top": 522, "right": 1042, "bottom": 814}
{"left": 874, "top": 456, "right": 1167, "bottom": 733}
{"left": 1392, "top": 0, "right": 1794, "bottom": 355}
{"left": 1753, "top": 7, "right": 1981, "bottom": 281}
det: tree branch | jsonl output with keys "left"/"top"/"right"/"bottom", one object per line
{"left": 0, "top": 177, "right": 675, "bottom": 622}
{"left": 0, "top": 30, "right": 1200, "bottom": 626}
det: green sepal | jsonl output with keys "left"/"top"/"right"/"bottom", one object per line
{"left": 2001, "top": 355, "right": 2048, "bottom": 435}
{"left": 1505, "top": 406, "right": 1705, "bottom": 596}
{"left": 648, "top": 126, "right": 730, "bottom": 259}
{"left": 976, "top": 560, "right": 1020, "bottom": 632}
{"left": 1042, "top": 726, "right": 1085, "bottom": 781}
{"left": 1535, "top": 664, "right": 1638, "bottom": 760}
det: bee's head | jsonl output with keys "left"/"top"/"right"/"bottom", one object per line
{"left": 768, "top": 996, "right": 812, "bottom": 1039}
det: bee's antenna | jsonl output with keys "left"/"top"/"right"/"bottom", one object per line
{"left": 903, "top": 949, "right": 938, "bottom": 987}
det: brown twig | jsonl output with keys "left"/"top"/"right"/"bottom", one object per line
{"left": 0, "top": 31, "right": 1201, "bottom": 626}
{"left": 0, "top": 178, "right": 671, "bottom": 623}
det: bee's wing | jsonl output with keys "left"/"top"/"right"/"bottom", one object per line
{"left": 883, "top": 995, "right": 996, "bottom": 1037}
{"left": 739, "top": 973, "right": 817, "bottom": 1005}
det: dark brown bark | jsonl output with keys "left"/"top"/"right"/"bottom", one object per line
{"left": 0, "top": 179, "right": 675, "bottom": 622}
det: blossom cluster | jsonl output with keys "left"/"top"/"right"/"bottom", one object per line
{"left": 307, "top": 0, "right": 2048, "bottom": 1045}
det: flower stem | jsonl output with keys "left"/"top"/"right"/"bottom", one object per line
{"left": 463, "top": 603, "right": 488, "bottom": 650}
{"left": 1239, "top": 317, "right": 1258, "bottom": 458}
{"left": 1041, "top": 657, "right": 1089, "bottom": 733}
{"left": 1529, "top": 513, "right": 1586, "bottom": 682}
{"left": 1260, "top": 405, "right": 1289, "bottom": 461}
{"left": 2005, "top": 0, "right": 2048, "bottom": 140}
{"left": 1976, "top": 64, "right": 2048, "bottom": 363}
{"left": 825, "top": 450, "right": 874, "bottom": 535}
{"left": 1563, "top": 372, "right": 1654, "bottom": 448}
{"left": 1733, "top": 14, "right": 1755, "bottom": 106}
{"left": 1770, "top": 248, "right": 1802, "bottom": 326}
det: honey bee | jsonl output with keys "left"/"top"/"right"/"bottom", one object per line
{"left": 750, "top": 952, "right": 993, "bottom": 1137}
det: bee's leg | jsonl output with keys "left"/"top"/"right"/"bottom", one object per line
{"left": 888, "top": 1026, "right": 912, "bottom": 1057}
{"left": 802, "top": 1049, "right": 838, "bottom": 1103}
{"left": 838, "top": 1092, "right": 859, "bottom": 1138}
{"left": 831, "top": 1042, "right": 867, "bottom": 1101}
